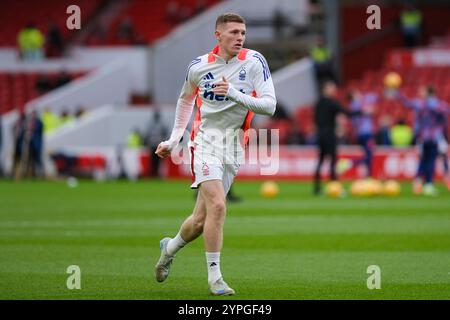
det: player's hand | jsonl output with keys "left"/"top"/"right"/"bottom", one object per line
{"left": 212, "top": 76, "right": 229, "bottom": 96}
{"left": 155, "top": 142, "right": 171, "bottom": 159}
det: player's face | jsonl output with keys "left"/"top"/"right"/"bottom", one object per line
{"left": 216, "top": 22, "right": 246, "bottom": 57}
{"left": 418, "top": 86, "right": 427, "bottom": 98}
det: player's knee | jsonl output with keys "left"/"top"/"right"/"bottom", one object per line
{"left": 210, "top": 198, "right": 226, "bottom": 217}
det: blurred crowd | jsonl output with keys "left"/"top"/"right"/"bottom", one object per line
{"left": 17, "top": 21, "right": 64, "bottom": 61}
{"left": 309, "top": 3, "right": 423, "bottom": 87}
{"left": 35, "top": 71, "right": 73, "bottom": 95}
{"left": 7, "top": 107, "right": 86, "bottom": 179}
{"left": 260, "top": 103, "right": 416, "bottom": 148}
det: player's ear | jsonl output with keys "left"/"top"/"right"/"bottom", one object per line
{"left": 214, "top": 30, "right": 221, "bottom": 41}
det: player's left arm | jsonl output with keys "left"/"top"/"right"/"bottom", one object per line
{"left": 214, "top": 53, "right": 277, "bottom": 116}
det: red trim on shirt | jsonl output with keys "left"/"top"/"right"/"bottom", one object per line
{"left": 241, "top": 91, "right": 257, "bottom": 147}
{"left": 190, "top": 88, "right": 202, "bottom": 142}
{"left": 237, "top": 48, "right": 249, "bottom": 60}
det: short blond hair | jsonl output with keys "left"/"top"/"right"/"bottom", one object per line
{"left": 215, "top": 13, "right": 246, "bottom": 29}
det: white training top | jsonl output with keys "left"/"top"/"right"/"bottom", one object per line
{"left": 164, "top": 45, "right": 277, "bottom": 154}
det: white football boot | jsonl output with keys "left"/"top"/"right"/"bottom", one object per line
{"left": 209, "top": 277, "right": 235, "bottom": 296}
{"left": 155, "top": 237, "right": 174, "bottom": 282}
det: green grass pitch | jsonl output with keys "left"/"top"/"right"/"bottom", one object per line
{"left": 0, "top": 179, "right": 449, "bottom": 300}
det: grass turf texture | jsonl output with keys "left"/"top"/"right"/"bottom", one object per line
{"left": 0, "top": 179, "right": 449, "bottom": 300}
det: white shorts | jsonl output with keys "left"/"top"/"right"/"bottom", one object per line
{"left": 189, "top": 146, "right": 240, "bottom": 194}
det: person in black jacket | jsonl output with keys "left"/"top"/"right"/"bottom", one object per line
{"left": 313, "top": 80, "right": 359, "bottom": 195}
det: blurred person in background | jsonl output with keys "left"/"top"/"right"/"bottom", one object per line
{"left": 145, "top": 111, "right": 167, "bottom": 178}
{"left": 116, "top": 17, "right": 137, "bottom": 44}
{"left": 310, "top": 36, "right": 335, "bottom": 85}
{"left": 272, "top": 9, "right": 287, "bottom": 39}
{"left": 398, "top": 85, "right": 448, "bottom": 195}
{"left": 46, "top": 22, "right": 64, "bottom": 58}
{"left": 42, "top": 107, "right": 60, "bottom": 135}
{"left": 59, "top": 110, "right": 75, "bottom": 127}
{"left": 436, "top": 108, "right": 449, "bottom": 190}
{"left": 339, "top": 91, "right": 378, "bottom": 177}
{"left": 313, "top": 80, "right": 360, "bottom": 195}
{"left": 27, "top": 110, "right": 44, "bottom": 178}
{"left": 12, "top": 112, "right": 27, "bottom": 179}
{"left": 400, "top": 3, "right": 422, "bottom": 48}
{"left": 17, "top": 23, "right": 45, "bottom": 61}
{"left": 376, "top": 115, "right": 392, "bottom": 146}
{"left": 390, "top": 119, "right": 413, "bottom": 147}
{"left": 54, "top": 70, "right": 72, "bottom": 89}
{"left": 75, "top": 107, "right": 87, "bottom": 119}
{"left": 35, "top": 74, "right": 53, "bottom": 94}
{"left": 127, "top": 128, "right": 143, "bottom": 149}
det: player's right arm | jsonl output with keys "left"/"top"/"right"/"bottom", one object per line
{"left": 156, "top": 59, "right": 199, "bottom": 159}
{"left": 397, "top": 92, "right": 418, "bottom": 110}
{"left": 335, "top": 101, "right": 360, "bottom": 117}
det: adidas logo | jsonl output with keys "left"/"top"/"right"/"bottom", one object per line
{"left": 209, "top": 262, "right": 217, "bottom": 267}
{"left": 203, "top": 72, "right": 214, "bottom": 80}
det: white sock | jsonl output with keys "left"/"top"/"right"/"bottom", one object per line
{"left": 166, "top": 232, "right": 187, "bottom": 256}
{"left": 206, "top": 252, "right": 222, "bottom": 284}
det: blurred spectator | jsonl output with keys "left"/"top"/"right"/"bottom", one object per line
{"left": 35, "top": 74, "right": 53, "bottom": 94}
{"left": 116, "top": 17, "right": 137, "bottom": 43}
{"left": 54, "top": 70, "right": 72, "bottom": 88}
{"left": 348, "top": 91, "right": 378, "bottom": 177}
{"left": 400, "top": 3, "right": 422, "bottom": 48}
{"left": 272, "top": 9, "right": 286, "bottom": 39}
{"left": 310, "top": 36, "right": 335, "bottom": 85}
{"left": 12, "top": 112, "right": 27, "bottom": 178}
{"left": 17, "top": 23, "right": 45, "bottom": 61}
{"left": 75, "top": 107, "right": 86, "bottom": 119}
{"left": 145, "top": 111, "right": 168, "bottom": 178}
{"left": 27, "top": 110, "right": 44, "bottom": 178}
{"left": 42, "top": 107, "right": 60, "bottom": 134}
{"left": 46, "top": 22, "right": 64, "bottom": 57}
{"left": 60, "top": 110, "right": 75, "bottom": 127}
{"left": 376, "top": 115, "right": 392, "bottom": 146}
{"left": 127, "top": 128, "right": 143, "bottom": 149}
{"left": 313, "top": 81, "right": 359, "bottom": 195}
{"left": 390, "top": 119, "right": 413, "bottom": 147}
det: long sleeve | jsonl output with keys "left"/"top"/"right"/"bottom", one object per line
{"left": 226, "top": 53, "right": 276, "bottom": 116}
{"left": 335, "top": 101, "right": 360, "bottom": 117}
{"left": 398, "top": 92, "right": 419, "bottom": 110}
{"left": 164, "top": 69, "right": 197, "bottom": 150}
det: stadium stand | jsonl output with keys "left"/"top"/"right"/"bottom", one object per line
{"left": 292, "top": 27, "right": 450, "bottom": 145}
{"left": 0, "top": 71, "right": 88, "bottom": 114}
{"left": 0, "top": 0, "right": 103, "bottom": 47}
{"left": 83, "top": 0, "right": 221, "bottom": 45}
